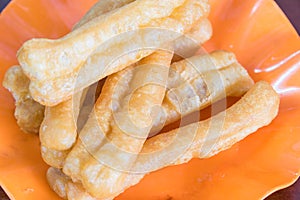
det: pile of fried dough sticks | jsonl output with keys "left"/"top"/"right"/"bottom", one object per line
{"left": 3, "top": 0, "right": 280, "bottom": 199}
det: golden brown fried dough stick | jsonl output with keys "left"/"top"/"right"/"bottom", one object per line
{"left": 119, "top": 81, "right": 280, "bottom": 195}
{"left": 80, "top": 50, "right": 173, "bottom": 198}
{"left": 64, "top": 1, "right": 209, "bottom": 180}
{"left": 63, "top": 65, "right": 134, "bottom": 182}
{"left": 62, "top": 0, "right": 210, "bottom": 181}
{"left": 49, "top": 81, "right": 279, "bottom": 200}
{"left": 79, "top": 51, "right": 253, "bottom": 198}
{"left": 18, "top": 0, "right": 210, "bottom": 106}
{"left": 151, "top": 50, "right": 254, "bottom": 133}
{"left": 2, "top": 66, "right": 44, "bottom": 134}
{"left": 40, "top": 0, "right": 134, "bottom": 167}
{"left": 62, "top": 50, "right": 253, "bottom": 183}
{"left": 40, "top": 0, "right": 134, "bottom": 151}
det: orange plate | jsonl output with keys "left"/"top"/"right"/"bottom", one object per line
{"left": 0, "top": 0, "right": 299, "bottom": 199}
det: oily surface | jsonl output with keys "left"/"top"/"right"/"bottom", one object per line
{"left": 0, "top": 0, "right": 299, "bottom": 200}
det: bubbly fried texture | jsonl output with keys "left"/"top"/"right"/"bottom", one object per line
{"left": 48, "top": 81, "right": 279, "bottom": 200}
{"left": 2, "top": 66, "right": 44, "bottom": 134}
{"left": 17, "top": 0, "right": 210, "bottom": 106}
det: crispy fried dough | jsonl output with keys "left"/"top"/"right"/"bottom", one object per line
{"left": 62, "top": 50, "right": 253, "bottom": 181}
{"left": 18, "top": 0, "right": 210, "bottom": 106}
{"left": 80, "top": 50, "right": 173, "bottom": 198}
{"left": 49, "top": 81, "right": 279, "bottom": 200}
{"left": 2, "top": 66, "right": 44, "bottom": 134}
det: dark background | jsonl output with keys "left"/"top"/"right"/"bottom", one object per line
{"left": 0, "top": 0, "right": 299, "bottom": 199}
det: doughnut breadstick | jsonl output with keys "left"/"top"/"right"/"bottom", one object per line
{"left": 49, "top": 81, "right": 279, "bottom": 200}
{"left": 151, "top": 50, "right": 254, "bottom": 133}
{"left": 80, "top": 50, "right": 173, "bottom": 198}
{"left": 62, "top": 50, "right": 253, "bottom": 182}
{"left": 62, "top": 0, "right": 210, "bottom": 180}
{"left": 119, "top": 81, "right": 280, "bottom": 195}
{"left": 40, "top": 0, "right": 135, "bottom": 165}
{"left": 79, "top": 51, "right": 253, "bottom": 198}
{"left": 18, "top": 0, "right": 210, "bottom": 106}
{"left": 2, "top": 66, "right": 44, "bottom": 134}
{"left": 63, "top": 65, "right": 135, "bottom": 182}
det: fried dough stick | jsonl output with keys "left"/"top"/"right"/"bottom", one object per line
{"left": 62, "top": 50, "right": 253, "bottom": 188}
{"left": 79, "top": 51, "right": 253, "bottom": 198}
{"left": 18, "top": 0, "right": 210, "bottom": 106}
{"left": 63, "top": 64, "right": 135, "bottom": 182}
{"left": 40, "top": 0, "right": 135, "bottom": 167}
{"left": 63, "top": 51, "right": 253, "bottom": 181}
{"left": 41, "top": 19, "right": 213, "bottom": 168}
{"left": 48, "top": 81, "right": 279, "bottom": 200}
{"left": 151, "top": 50, "right": 254, "bottom": 133}
{"left": 48, "top": 49, "right": 252, "bottom": 198}
{"left": 120, "top": 81, "right": 280, "bottom": 196}
{"left": 2, "top": 15, "right": 212, "bottom": 136}
{"left": 40, "top": 0, "right": 211, "bottom": 149}
{"left": 2, "top": 66, "right": 44, "bottom": 134}
{"left": 62, "top": 0, "right": 211, "bottom": 181}
{"left": 80, "top": 50, "right": 173, "bottom": 198}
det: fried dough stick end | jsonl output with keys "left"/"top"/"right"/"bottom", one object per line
{"left": 2, "top": 66, "right": 44, "bottom": 134}
{"left": 47, "top": 167, "right": 97, "bottom": 200}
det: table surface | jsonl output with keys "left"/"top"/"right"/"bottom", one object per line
{"left": 0, "top": 0, "right": 299, "bottom": 199}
